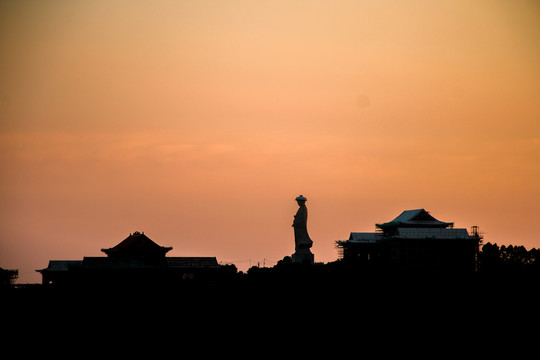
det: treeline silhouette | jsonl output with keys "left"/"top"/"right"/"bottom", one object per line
{"left": 479, "top": 242, "right": 540, "bottom": 273}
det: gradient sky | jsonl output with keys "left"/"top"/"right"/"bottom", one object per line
{"left": 1, "top": 1, "right": 539, "bottom": 283}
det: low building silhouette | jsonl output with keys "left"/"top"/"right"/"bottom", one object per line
{"left": 36, "top": 231, "right": 235, "bottom": 288}
{"left": 0, "top": 267, "right": 18, "bottom": 288}
{"left": 336, "top": 209, "right": 481, "bottom": 272}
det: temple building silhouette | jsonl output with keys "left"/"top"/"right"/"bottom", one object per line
{"left": 36, "top": 231, "right": 235, "bottom": 288}
{"left": 336, "top": 209, "right": 482, "bottom": 272}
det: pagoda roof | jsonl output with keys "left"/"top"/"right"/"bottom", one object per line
{"left": 376, "top": 209, "right": 453, "bottom": 229}
{"left": 101, "top": 231, "right": 172, "bottom": 257}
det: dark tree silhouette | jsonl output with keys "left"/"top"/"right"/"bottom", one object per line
{"left": 479, "top": 242, "right": 540, "bottom": 273}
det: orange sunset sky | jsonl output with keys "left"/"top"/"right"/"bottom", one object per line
{"left": 1, "top": 1, "right": 539, "bottom": 283}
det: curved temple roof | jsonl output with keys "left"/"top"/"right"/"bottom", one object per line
{"left": 101, "top": 231, "right": 172, "bottom": 258}
{"left": 376, "top": 209, "right": 453, "bottom": 229}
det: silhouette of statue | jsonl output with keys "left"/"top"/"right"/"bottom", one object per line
{"left": 292, "top": 195, "right": 314, "bottom": 264}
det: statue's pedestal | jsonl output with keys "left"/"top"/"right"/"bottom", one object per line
{"left": 292, "top": 249, "right": 314, "bottom": 265}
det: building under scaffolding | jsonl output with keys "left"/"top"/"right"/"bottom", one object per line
{"left": 336, "top": 209, "right": 482, "bottom": 272}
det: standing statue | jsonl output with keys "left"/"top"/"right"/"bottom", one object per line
{"left": 292, "top": 195, "right": 314, "bottom": 264}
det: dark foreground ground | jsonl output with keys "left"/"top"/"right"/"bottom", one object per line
{"left": 4, "top": 261, "right": 539, "bottom": 354}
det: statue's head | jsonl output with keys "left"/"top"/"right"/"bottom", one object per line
{"left": 295, "top": 195, "right": 307, "bottom": 206}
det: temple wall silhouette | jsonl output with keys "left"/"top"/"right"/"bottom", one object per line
{"left": 36, "top": 231, "right": 235, "bottom": 288}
